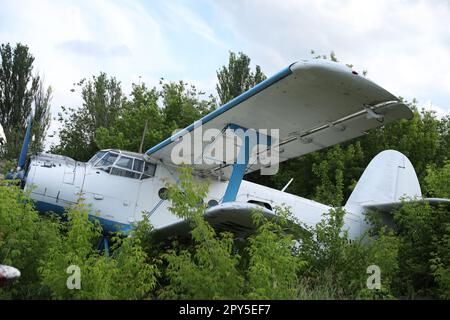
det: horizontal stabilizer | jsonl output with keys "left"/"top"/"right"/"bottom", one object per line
{"left": 364, "top": 197, "right": 450, "bottom": 213}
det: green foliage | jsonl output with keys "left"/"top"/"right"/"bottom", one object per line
{"left": 430, "top": 225, "right": 450, "bottom": 299}
{"left": 94, "top": 83, "right": 161, "bottom": 152}
{"left": 360, "top": 107, "right": 449, "bottom": 183}
{"left": 297, "top": 208, "right": 399, "bottom": 299}
{"left": 0, "top": 182, "right": 60, "bottom": 299}
{"left": 1, "top": 165, "right": 449, "bottom": 300}
{"left": 50, "top": 72, "right": 123, "bottom": 161}
{"left": 52, "top": 77, "right": 216, "bottom": 161}
{"left": 424, "top": 163, "right": 450, "bottom": 299}
{"left": 38, "top": 203, "right": 158, "bottom": 299}
{"left": 424, "top": 161, "right": 450, "bottom": 198}
{"left": 0, "top": 42, "right": 51, "bottom": 160}
{"left": 161, "top": 80, "right": 216, "bottom": 132}
{"left": 156, "top": 170, "right": 403, "bottom": 300}
{"left": 0, "top": 159, "right": 16, "bottom": 173}
{"left": 159, "top": 168, "right": 244, "bottom": 299}
{"left": 311, "top": 144, "right": 365, "bottom": 206}
{"left": 30, "top": 82, "right": 52, "bottom": 155}
{"left": 245, "top": 209, "right": 305, "bottom": 299}
{"left": 384, "top": 163, "right": 450, "bottom": 299}
{"left": 216, "top": 51, "right": 266, "bottom": 105}
{"left": 0, "top": 180, "right": 158, "bottom": 299}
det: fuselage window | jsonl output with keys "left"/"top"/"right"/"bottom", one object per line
{"left": 207, "top": 199, "right": 219, "bottom": 208}
{"left": 116, "top": 156, "right": 133, "bottom": 169}
{"left": 158, "top": 187, "right": 168, "bottom": 200}
{"left": 110, "top": 167, "right": 140, "bottom": 179}
{"left": 133, "top": 159, "right": 144, "bottom": 172}
{"left": 142, "top": 162, "right": 156, "bottom": 179}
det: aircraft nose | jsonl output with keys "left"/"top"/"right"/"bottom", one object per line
{"left": 4, "top": 158, "right": 29, "bottom": 189}
{"left": 4, "top": 171, "right": 15, "bottom": 180}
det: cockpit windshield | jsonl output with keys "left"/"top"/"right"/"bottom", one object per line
{"left": 88, "top": 150, "right": 156, "bottom": 180}
{"left": 87, "top": 151, "right": 106, "bottom": 165}
{"left": 96, "top": 152, "right": 119, "bottom": 168}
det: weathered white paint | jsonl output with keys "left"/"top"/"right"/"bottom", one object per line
{"left": 24, "top": 149, "right": 424, "bottom": 240}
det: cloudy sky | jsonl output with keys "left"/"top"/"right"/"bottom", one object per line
{"left": 1, "top": 0, "right": 449, "bottom": 148}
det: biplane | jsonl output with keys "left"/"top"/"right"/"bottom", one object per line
{"left": 6, "top": 59, "right": 449, "bottom": 245}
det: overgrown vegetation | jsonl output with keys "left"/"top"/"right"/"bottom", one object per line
{"left": 1, "top": 163, "right": 449, "bottom": 299}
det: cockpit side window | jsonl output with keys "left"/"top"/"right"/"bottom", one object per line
{"left": 116, "top": 156, "right": 133, "bottom": 169}
{"left": 133, "top": 159, "right": 144, "bottom": 172}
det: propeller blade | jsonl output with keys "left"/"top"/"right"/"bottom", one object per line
{"left": 18, "top": 116, "right": 32, "bottom": 170}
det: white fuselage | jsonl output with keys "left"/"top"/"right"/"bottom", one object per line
{"left": 24, "top": 152, "right": 365, "bottom": 238}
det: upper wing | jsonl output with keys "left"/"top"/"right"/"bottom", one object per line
{"left": 144, "top": 59, "right": 413, "bottom": 178}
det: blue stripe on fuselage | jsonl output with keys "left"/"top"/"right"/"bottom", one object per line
{"left": 34, "top": 200, "right": 132, "bottom": 234}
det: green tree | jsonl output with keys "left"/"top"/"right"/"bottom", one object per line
{"left": 0, "top": 43, "right": 51, "bottom": 160}
{"left": 216, "top": 51, "right": 266, "bottom": 105}
{"left": 161, "top": 80, "right": 216, "bottom": 135}
{"left": 54, "top": 77, "right": 216, "bottom": 159}
{"left": 94, "top": 83, "right": 163, "bottom": 152}
{"left": 30, "top": 81, "right": 52, "bottom": 155}
{"left": 51, "top": 72, "right": 123, "bottom": 161}
{"left": 387, "top": 163, "right": 450, "bottom": 299}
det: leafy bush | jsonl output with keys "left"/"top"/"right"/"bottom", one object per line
{"left": 0, "top": 182, "right": 60, "bottom": 299}
{"left": 1, "top": 164, "right": 449, "bottom": 300}
{"left": 158, "top": 168, "right": 244, "bottom": 299}
{"left": 38, "top": 203, "right": 158, "bottom": 299}
{"left": 389, "top": 163, "right": 450, "bottom": 299}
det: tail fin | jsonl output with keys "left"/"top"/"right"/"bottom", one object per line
{"left": 344, "top": 150, "right": 422, "bottom": 215}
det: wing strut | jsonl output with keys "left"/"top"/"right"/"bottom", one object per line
{"left": 222, "top": 124, "right": 272, "bottom": 202}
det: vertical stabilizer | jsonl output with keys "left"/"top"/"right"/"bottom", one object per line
{"left": 344, "top": 150, "right": 422, "bottom": 215}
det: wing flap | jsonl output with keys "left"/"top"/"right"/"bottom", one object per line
{"left": 270, "top": 102, "right": 411, "bottom": 162}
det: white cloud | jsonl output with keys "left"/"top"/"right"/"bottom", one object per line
{"left": 212, "top": 0, "right": 450, "bottom": 113}
{"left": 162, "top": 2, "right": 225, "bottom": 48}
{"left": 421, "top": 101, "right": 450, "bottom": 119}
{"left": 1, "top": 0, "right": 449, "bottom": 150}
{"left": 0, "top": 0, "right": 181, "bottom": 148}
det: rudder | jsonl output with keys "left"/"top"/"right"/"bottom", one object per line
{"left": 344, "top": 150, "right": 421, "bottom": 215}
